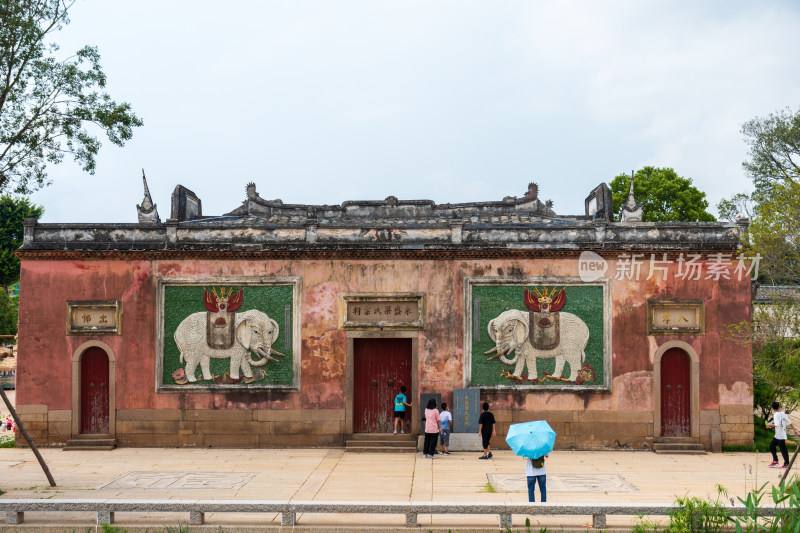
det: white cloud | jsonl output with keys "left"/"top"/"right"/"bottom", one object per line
{"left": 24, "top": 0, "right": 800, "bottom": 221}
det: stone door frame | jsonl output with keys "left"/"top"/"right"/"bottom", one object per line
{"left": 345, "top": 330, "right": 418, "bottom": 435}
{"left": 71, "top": 340, "right": 116, "bottom": 437}
{"left": 653, "top": 340, "right": 699, "bottom": 439}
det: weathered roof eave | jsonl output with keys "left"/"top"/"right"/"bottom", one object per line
{"left": 19, "top": 218, "right": 742, "bottom": 255}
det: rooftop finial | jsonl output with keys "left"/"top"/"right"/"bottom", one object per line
{"left": 620, "top": 170, "right": 643, "bottom": 222}
{"left": 137, "top": 169, "right": 161, "bottom": 224}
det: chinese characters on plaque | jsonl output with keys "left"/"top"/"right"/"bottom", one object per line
{"left": 647, "top": 300, "right": 704, "bottom": 335}
{"left": 66, "top": 301, "right": 122, "bottom": 335}
{"left": 342, "top": 294, "right": 424, "bottom": 329}
{"left": 348, "top": 301, "right": 418, "bottom": 321}
{"left": 453, "top": 388, "right": 480, "bottom": 433}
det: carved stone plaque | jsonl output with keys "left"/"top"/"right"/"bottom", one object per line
{"left": 647, "top": 300, "right": 704, "bottom": 335}
{"left": 341, "top": 293, "right": 424, "bottom": 329}
{"left": 66, "top": 301, "right": 122, "bottom": 335}
{"left": 453, "top": 387, "right": 480, "bottom": 433}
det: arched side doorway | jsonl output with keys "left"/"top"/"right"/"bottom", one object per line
{"left": 653, "top": 341, "right": 699, "bottom": 439}
{"left": 71, "top": 341, "right": 116, "bottom": 437}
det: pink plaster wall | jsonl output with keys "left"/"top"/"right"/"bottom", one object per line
{"left": 17, "top": 255, "right": 752, "bottom": 416}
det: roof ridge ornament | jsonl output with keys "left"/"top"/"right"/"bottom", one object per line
{"left": 137, "top": 169, "right": 161, "bottom": 224}
{"left": 620, "top": 170, "right": 643, "bottom": 222}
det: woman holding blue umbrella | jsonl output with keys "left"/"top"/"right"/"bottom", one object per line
{"left": 504, "top": 420, "right": 556, "bottom": 503}
{"left": 524, "top": 454, "right": 548, "bottom": 502}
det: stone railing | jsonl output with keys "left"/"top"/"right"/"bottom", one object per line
{"left": 0, "top": 499, "right": 786, "bottom": 529}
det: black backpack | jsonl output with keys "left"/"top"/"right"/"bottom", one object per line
{"left": 531, "top": 457, "right": 545, "bottom": 468}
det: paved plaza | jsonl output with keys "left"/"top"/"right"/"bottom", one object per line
{"left": 0, "top": 443, "right": 791, "bottom": 531}
{"left": 2, "top": 395, "right": 797, "bottom": 530}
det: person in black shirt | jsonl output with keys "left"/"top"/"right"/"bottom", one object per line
{"left": 478, "top": 402, "right": 496, "bottom": 459}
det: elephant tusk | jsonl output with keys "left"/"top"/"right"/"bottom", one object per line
{"left": 484, "top": 347, "right": 498, "bottom": 355}
{"left": 270, "top": 347, "right": 285, "bottom": 357}
{"left": 257, "top": 348, "right": 278, "bottom": 362}
{"left": 488, "top": 347, "right": 507, "bottom": 360}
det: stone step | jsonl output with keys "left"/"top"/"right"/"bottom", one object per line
{"left": 348, "top": 433, "right": 416, "bottom": 441}
{"left": 63, "top": 436, "right": 117, "bottom": 450}
{"left": 652, "top": 442, "right": 705, "bottom": 450}
{"left": 62, "top": 445, "right": 117, "bottom": 451}
{"left": 654, "top": 449, "right": 707, "bottom": 455}
{"left": 654, "top": 437, "right": 698, "bottom": 443}
{"left": 344, "top": 446, "right": 417, "bottom": 453}
{"left": 652, "top": 440, "right": 706, "bottom": 454}
{"left": 345, "top": 439, "right": 416, "bottom": 448}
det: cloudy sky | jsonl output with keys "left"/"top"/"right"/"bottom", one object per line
{"left": 27, "top": 0, "right": 800, "bottom": 223}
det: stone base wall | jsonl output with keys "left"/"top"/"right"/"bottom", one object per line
{"left": 15, "top": 404, "right": 753, "bottom": 450}
{"left": 116, "top": 408, "right": 347, "bottom": 448}
{"left": 14, "top": 404, "right": 71, "bottom": 447}
{"left": 490, "top": 409, "right": 655, "bottom": 450}
{"left": 15, "top": 406, "right": 348, "bottom": 448}
{"left": 719, "top": 404, "right": 754, "bottom": 447}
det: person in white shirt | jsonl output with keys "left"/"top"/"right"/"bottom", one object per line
{"left": 767, "top": 401, "right": 798, "bottom": 468}
{"left": 525, "top": 454, "right": 548, "bottom": 502}
{"left": 439, "top": 402, "right": 452, "bottom": 455}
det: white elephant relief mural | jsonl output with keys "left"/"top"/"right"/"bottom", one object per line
{"left": 484, "top": 287, "right": 592, "bottom": 383}
{"left": 173, "top": 308, "right": 284, "bottom": 384}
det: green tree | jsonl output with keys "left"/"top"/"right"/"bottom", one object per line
{"left": 0, "top": 195, "right": 43, "bottom": 294}
{"left": 720, "top": 107, "right": 800, "bottom": 284}
{"left": 719, "top": 107, "right": 800, "bottom": 415}
{"left": 0, "top": 0, "right": 143, "bottom": 194}
{"left": 609, "top": 166, "right": 716, "bottom": 222}
{"left": 741, "top": 107, "right": 800, "bottom": 193}
{"left": 722, "top": 301, "right": 800, "bottom": 417}
{"left": 0, "top": 289, "right": 17, "bottom": 335}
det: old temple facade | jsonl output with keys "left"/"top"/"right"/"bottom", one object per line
{"left": 14, "top": 179, "right": 754, "bottom": 450}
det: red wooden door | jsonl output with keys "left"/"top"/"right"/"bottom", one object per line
{"left": 81, "top": 347, "right": 110, "bottom": 434}
{"left": 353, "top": 338, "right": 412, "bottom": 433}
{"left": 660, "top": 348, "right": 690, "bottom": 437}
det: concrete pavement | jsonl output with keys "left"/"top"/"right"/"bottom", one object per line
{"left": 0, "top": 443, "right": 792, "bottom": 531}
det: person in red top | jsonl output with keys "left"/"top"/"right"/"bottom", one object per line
{"left": 423, "top": 398, "right": 441, "bottom": 458}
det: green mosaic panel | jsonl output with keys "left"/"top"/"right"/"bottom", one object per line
{"left": 471, "top": 284, "right": 605, "bottom": 387}
{"left": 162, "top": 284, "right": 294, "bottom": 386}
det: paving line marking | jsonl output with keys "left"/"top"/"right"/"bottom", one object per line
{"left": 98, "top": 471, "right": 256, "bottom": 490}
{"left": 488, "top": 473, "right": 639, "bottom": 493}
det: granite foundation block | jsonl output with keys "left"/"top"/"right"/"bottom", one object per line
{"left": 117, "top": 420, "right": 182, "bottom": 434}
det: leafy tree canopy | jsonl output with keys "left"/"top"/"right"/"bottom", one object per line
{"left": 0, "top": 195, "right": 43, "bottom": 293}
{"left": 741, "top": 107, "right": 800, "bottom": 196}
{"left": 718, "top": 107, "right": 800, "bottom": 414}
{"left": 0, "top": 288, "right": 17, "bottom": 335}
{"left": 609, "top": 166, "right": 716, "bottom": 222}
{"left": 719, "top": 108, "right": 800, "bottom": 283}
{"left": 0, "top": 0, "right": 143, "bottom": 194}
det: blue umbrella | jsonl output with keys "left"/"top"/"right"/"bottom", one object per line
{"left": 505, "top": 420, "right": 556, "bottom": 459}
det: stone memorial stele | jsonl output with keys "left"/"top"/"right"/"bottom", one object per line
{"left": 453, "top": 388, "right": 480, "bottom": 433}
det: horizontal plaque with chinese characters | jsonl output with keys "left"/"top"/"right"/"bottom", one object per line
{"left": 647, "top": 300, "right": 704, "bottom": 335}
{"left": 66, "top": 301, "right": 122, "bottom": 335}
{"left": 341, "top": 293, "right": 424, "bottom": 329}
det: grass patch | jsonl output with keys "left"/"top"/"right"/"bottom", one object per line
{"left": 481, "top": 481, "right": 496, "bottom": 493}
{"left": 0, "top": 434, "right": 14, "bottom": 448}
{"left": 723, "top": 415, "right": 798, "bottom": 453}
